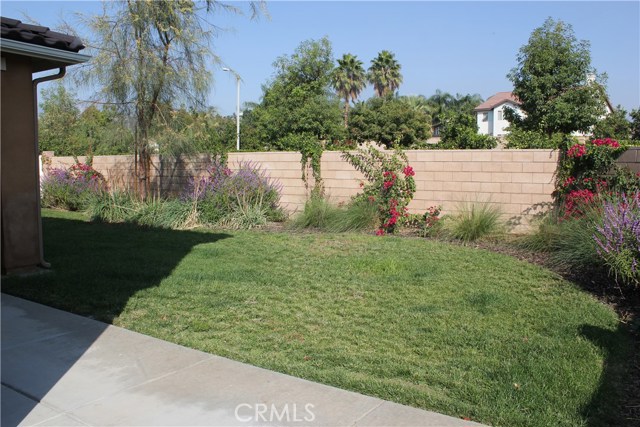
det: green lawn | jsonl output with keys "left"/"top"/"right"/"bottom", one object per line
{"left": 3, "top": 209, "right": 632, "bottom": 427}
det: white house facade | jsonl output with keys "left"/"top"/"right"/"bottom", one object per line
{"left": 473, "top": 92, "right": 521, "bottom": 137}
{"left": 474, "top": 91, "right": 613, "bottom": 138}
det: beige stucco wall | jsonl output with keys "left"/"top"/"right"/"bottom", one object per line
{"left": 49, "top": 149, "right": 562, "bottom": 231}
{"left": 1, "top": 54, "right": 41, "bottom": 273}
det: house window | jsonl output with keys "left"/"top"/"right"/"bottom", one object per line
{"left": 482, "top": 112, "right": 488, "bottom": 122}
{"left": 497, "top": 110, "right": 503, "bottom": 120}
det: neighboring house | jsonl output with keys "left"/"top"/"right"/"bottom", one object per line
{"left": 1, "top": 17, "right": 90, "bottom": 274}
{"left": 474, "top": 91, "right": 614, "bottom": 138}
{"left": 473, "top": 92, "right": 521, "bottom": 137}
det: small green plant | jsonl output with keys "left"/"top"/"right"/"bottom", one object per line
{"left": 403, "top": 206, "right": 442, "bottom": 237}
{"left": 446, "top": 201, "right": 503, "bottom": 242}
{"left": 86, "top": 190, "right": 137, "bottom": 223}
{"left": 327, "top": 199, "right": 379, "bottom": 232}
{"left": 523, "top": 207, "right": 601, "bottom": 271}
{"left": 291, "top": 192, "right": 340, "bottom": 230}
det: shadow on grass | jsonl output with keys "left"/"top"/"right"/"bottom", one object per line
{"left": 580, "top": 323, "right": 636, "bottom": 427}
{"left": 1, "top": 216, "right": 231, "bottom": 425}
{"left": 3, "top": 216, "right": 232, "bottom": 323}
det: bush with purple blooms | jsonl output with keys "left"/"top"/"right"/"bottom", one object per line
{"left": 593, "top": 194, "right": 640, "bottom": 288}
{"left": 186, "top": 159, "right": 284, "bottom": 227}
{"left": 41, "top": 162, "right": 107, "bottom": 211}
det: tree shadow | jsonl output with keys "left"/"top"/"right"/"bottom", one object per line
{"left": 1, "top": 215, "right": 232, "bottom": 425}
{"left": 579, "top": 323, "right": 637, "bottom": 427}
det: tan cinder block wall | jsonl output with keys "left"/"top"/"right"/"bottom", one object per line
{"left": 48, "top": 149, "right": 562, "bottom": 231}
{"left": 618, "top": 147, "right": 640, "bottom": 174}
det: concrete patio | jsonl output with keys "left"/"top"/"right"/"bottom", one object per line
{"left": 1, "top": 294, "right": 484, "bottom": 426}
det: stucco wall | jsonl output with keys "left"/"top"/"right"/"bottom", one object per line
{"left": 1, "top": 54, "right": 41, "bottom": 273}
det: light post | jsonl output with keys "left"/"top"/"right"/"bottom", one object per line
{"left": 222, "top": 67, "right": 241, "bottom": 151}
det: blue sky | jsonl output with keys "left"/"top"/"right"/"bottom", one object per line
{"left": 2, "top": 1, "right": 639, "bottom": 116}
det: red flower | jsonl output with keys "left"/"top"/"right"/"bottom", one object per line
{"left": 567, "top": 144, "right": 586, "bottom": 158}
{"left": 403, "top": 166, "right": 415, "bottom": 177}
{"left": 592, "top": 138, "right": 620, "bottom": 148}
{"left": 563, "top": 176, "right": 576, "bottom": 187}
{"left": 375, "top": 229, "right": 385, "bottom": 236}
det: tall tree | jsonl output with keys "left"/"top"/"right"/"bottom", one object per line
{"left": 592, "top": 105, "right": 631, "bottom": 140}
{"left": 630, "top": 109, "right": 640, "bottom": 141}
{"left": 39, "top": 83, "right": 80, "bottom": 155}
{"left": 240, "top": 37, "right": 344, "bottom": 151}
{"left": 368, "top": 50, "right": 402, "bottom": 97}
{"left": 505, "top": 17, "right": 606, "bottom": 136}
{"left": 349, "top": 97, "right": 431, "bottom": 148}
{"left": 426, "top": 90, "right": 454, "bottom": 125}
{"left": 85, "top": 0, "right": 263, "bottom": 198}
{"left": 331, "top": 53, "right": 366, "bottom": 128}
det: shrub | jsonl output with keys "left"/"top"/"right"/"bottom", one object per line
{"left": 86, "top": 190, "right": 137, "bottom": 223}
{"left": 41, "top": 161, "right": 106, "bottom": 211}
{"left": 504, "top": 129, "right": 570, "bottom": 149}
{"left": 187, "top": 160, "right": 284, "bottom": 227}
{"left": 341, "top": 146, "right": 416, "bottom": 235}
{"left": 291, "top": 192, "right": 340, "bottom": 230}
{"left": 593, "top": 194, "right": 640, "bottom": 287}
{"left": 327, "top": 199, "right": 379, "bottom": 232}
{"left": 555, "top": 138, "right": 628, "bottom": 217}
{"left": 403, "top": 206, "right": 442, "bottom": 237}
{"left": 87, "top": 191, "right": 197, "bottom": 229}
{"left": 526, "top": 213, "right": 601, "bottom": 271}
{"left": 437, "top": 111, "right": 498, "bottom": 149}
{"left": 446, "top": 201, "right": 503, "bottom": 242}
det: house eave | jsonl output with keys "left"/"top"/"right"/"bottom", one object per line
{"left": 0, "top": 38, "right": 90, "bottom": 65}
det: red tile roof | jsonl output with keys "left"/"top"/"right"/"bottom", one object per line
{"left": 473, "top": 92, "right": 520, "bottom": 111}
{"left": 1, "top": 17, "right": 85, "bottom": 53}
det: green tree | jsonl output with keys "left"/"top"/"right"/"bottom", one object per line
{"left": 348, "top": 96, "right": 431, "bottom": 148}
{"left": 368, "top": 50, "right": 402, "bottom": 97}
{"left": 39, "top": 83, "right": 80, "bottom": 155}
{"left": 506, "top": 18, "right": 606, "bottom": 136}
{"left": 438, "top": 111, "right": 497, "bottom": 149}
{"left": 86, "top": 0, "right": 262, "bottom": 198}
{"left": 629, "top": 109, "right": 640, "bottom": 141}
{"left": 240, "top": 37, "right": 344, "bottom": 151}
{"left": 74, "top": 105, "right": 134, "bottom": 155}
{"left": 331, "top": 53, "right": 367, "bottom": 128}
{"left": 592, "top": 105, "right": 631, "bottom": 140}
{"left": 427, "top": 89, "right": 454, "bottom": 124}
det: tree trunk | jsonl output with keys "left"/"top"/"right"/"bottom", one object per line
{"left": 343, "top": 98, "right": 349, "bottom": 128}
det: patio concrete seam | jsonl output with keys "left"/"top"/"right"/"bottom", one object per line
{"left": 1, "top": 381, "right": 43, "bottom": 406}
{"left": 1, "top": 382, "right": 72, "bottom": 426}
{"left": 32, "top": 410, "right": 90, "bottom": 427}
{"left": 55, "top": 349, "right": 216, "bottom": 413}
{"left": 349, "top": 400, "right": 385, "bottom": 426}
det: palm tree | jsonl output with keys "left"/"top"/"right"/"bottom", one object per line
{"left": 368, "top": 50, "right": 402, "bottom": 97}
{"left": 331, "top": 53, "right": 367, "bottom": 128}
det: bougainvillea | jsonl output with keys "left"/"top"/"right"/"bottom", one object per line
{"left": 342, "top": 146, "right": 416, "bottom": 235}
{"left": 555, "top": 138, "right": 630, "bottom": 217}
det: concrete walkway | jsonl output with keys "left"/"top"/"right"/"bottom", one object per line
{"left": 2, "top": 295, "right": 484, "bottom": 427}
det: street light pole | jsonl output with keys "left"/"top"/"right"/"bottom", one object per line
{"left": 223, "top": 68, "right": 241, "bottom": 151}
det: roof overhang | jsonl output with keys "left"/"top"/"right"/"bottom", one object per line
{"left": 1, "top": 38, "right": 90, "bottom": 71}
{"left": 474, "top": 100, "right": 520, "bottom": 113}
